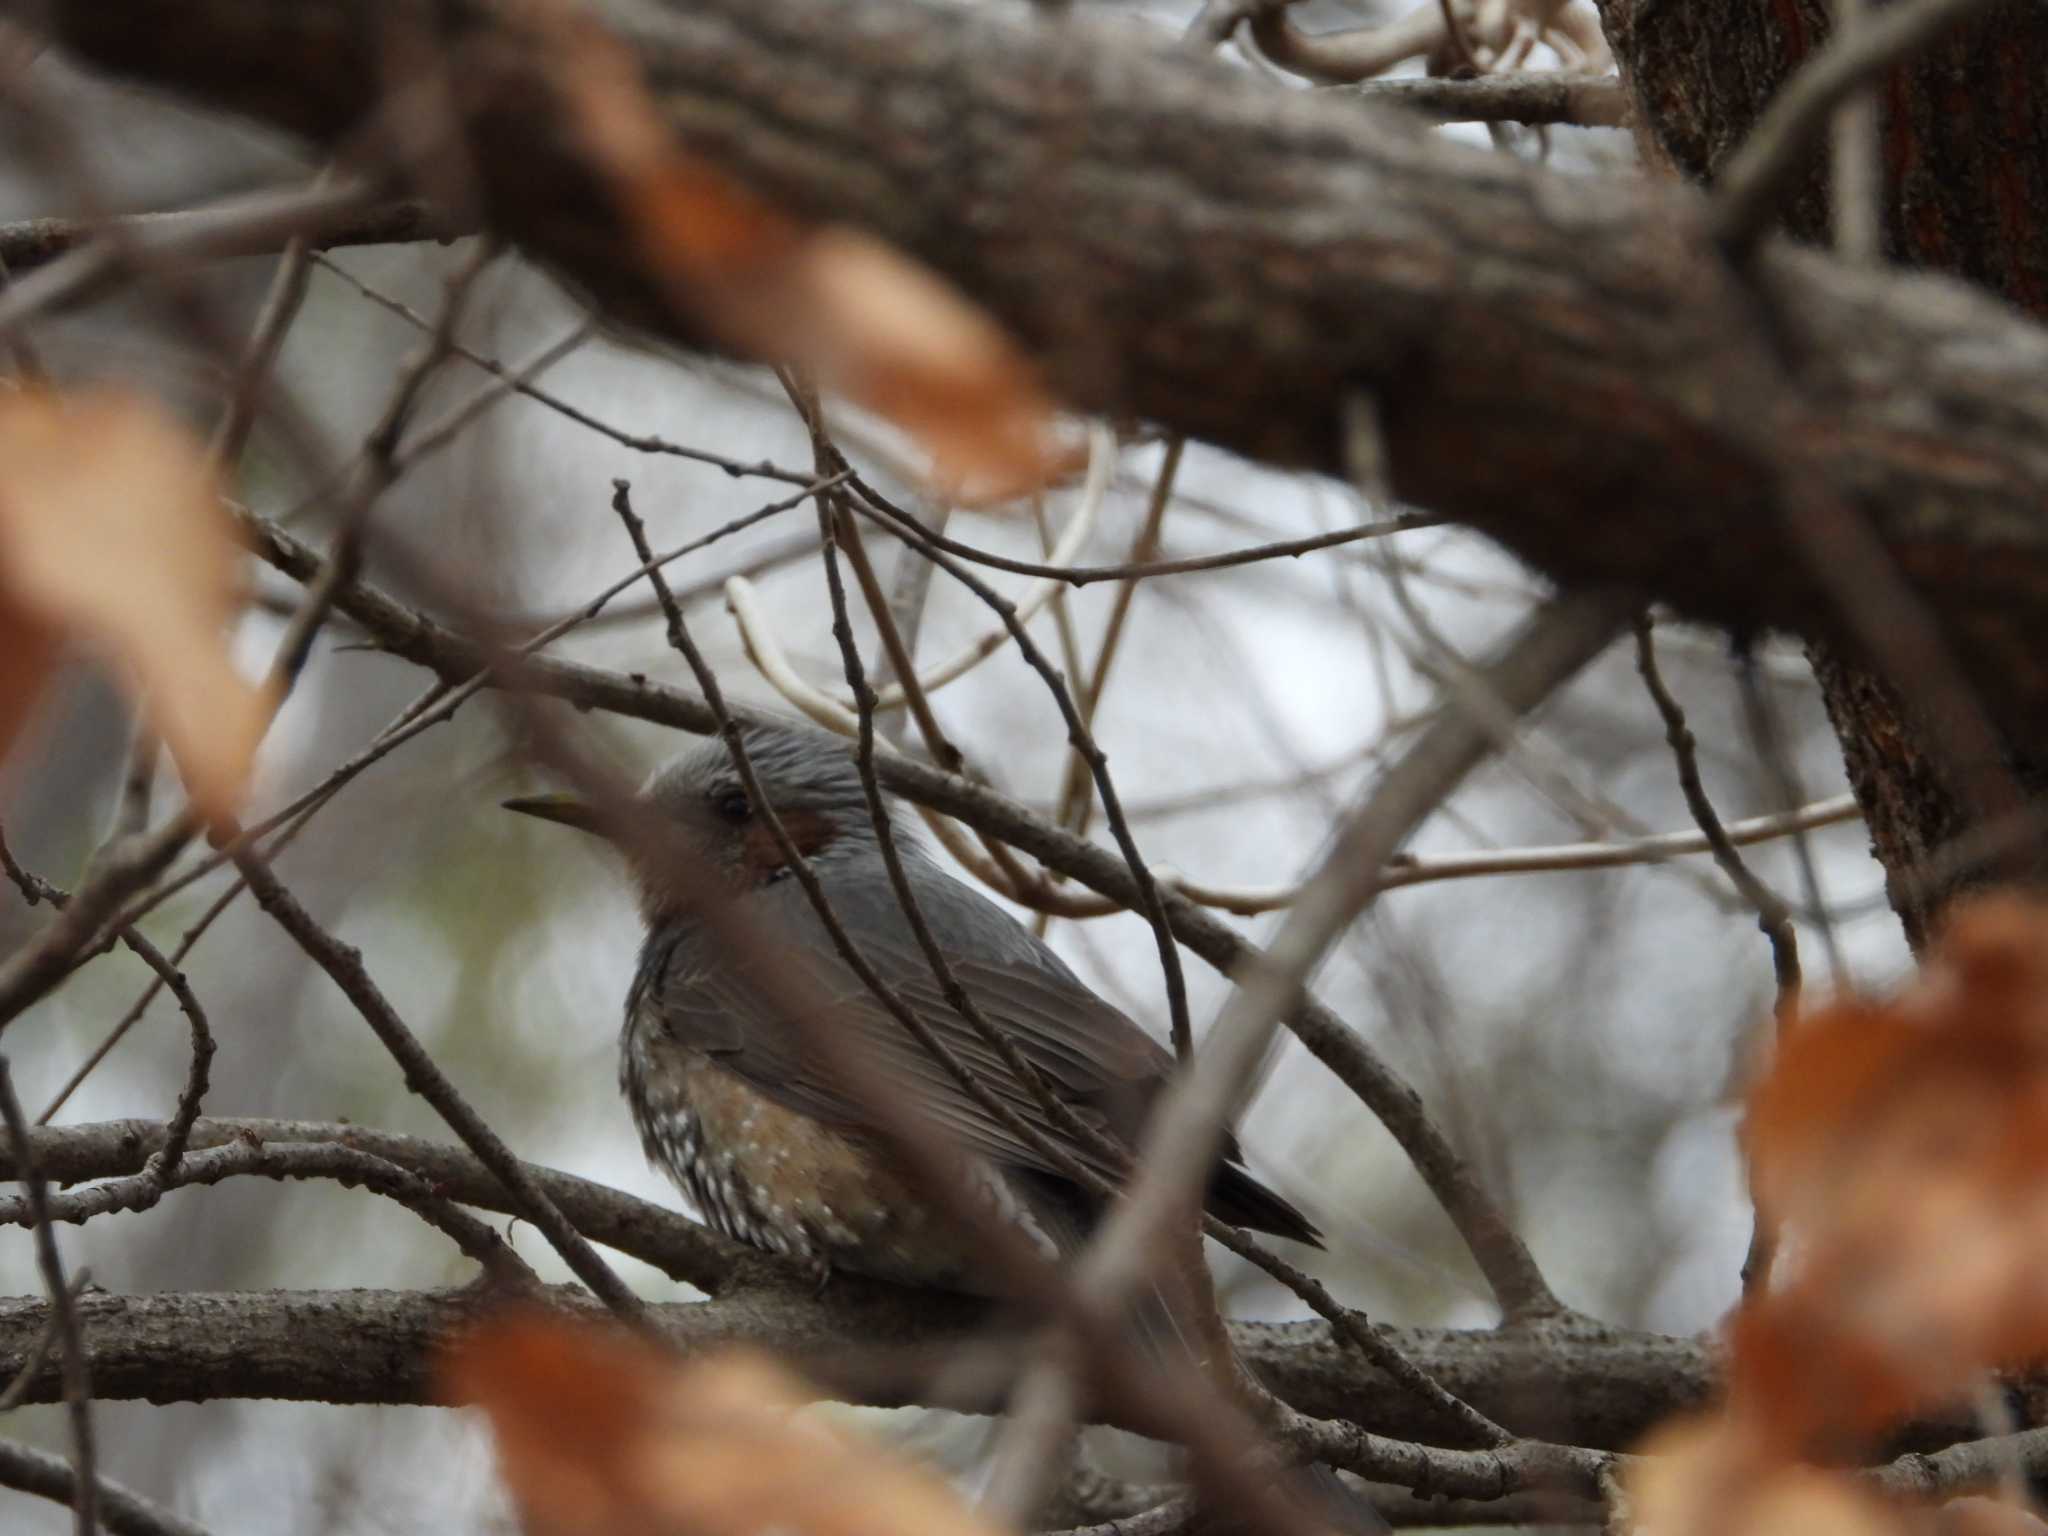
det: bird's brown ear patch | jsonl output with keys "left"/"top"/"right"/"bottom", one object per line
{"left": 740, "top": 807, "right": 836, "bottom": 876}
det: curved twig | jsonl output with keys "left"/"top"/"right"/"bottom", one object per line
{"left": 725, "top": 422, "right": 1111, "bottom": 717}
{"left": 0, "top": 1138, "right": 537, "bottom": 1289}
{"left": 0, "top": 1438, "right": 210, "bottom": 1536}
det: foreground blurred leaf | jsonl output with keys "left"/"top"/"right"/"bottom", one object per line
{"left": 0, "top": 389, "right": 265, "bottom": 822}
{"left": 446, "top": 1311, "right": 1012, "bottom": 1536}
{"left": 1630, "top": 1419, "right": 1905, "bottom": 1536}
{"left": 1626, "top": 902, "right": 2048, "bottom": 1536}
{"left": 1737, "top": 896, "right": 2048, "bottom": 1456}
{"left": 529, "top": 0, "right": 1065, "bottom": 501}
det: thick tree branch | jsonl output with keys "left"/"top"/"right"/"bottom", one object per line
{"left": 0, "top": 1119, "right": 1721, "bottom": 1450}
{"left": 19, "top": 0, "right": 2048, "bottom": 750}
{"left": 0, "top": 1284, "right": 1715, "bottom": 1452}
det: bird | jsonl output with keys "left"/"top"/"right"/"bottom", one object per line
{"left": 503, "top": 716, "right": 1322, "bottom": 1297}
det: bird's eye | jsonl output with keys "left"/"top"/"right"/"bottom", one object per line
{"left": 712, "top": 789, "right": 751, "bottom": 823}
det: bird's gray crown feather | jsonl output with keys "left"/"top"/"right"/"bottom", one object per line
{"left": 644, "top": 719, "right": 921, "bottom": 853}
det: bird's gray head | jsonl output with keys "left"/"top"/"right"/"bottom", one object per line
{"left": 505, "top": 718, "right": 918, "bottom": 921}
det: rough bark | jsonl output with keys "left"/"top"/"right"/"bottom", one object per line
{"left": 17, "top": 0, "right": 2048, "bottom": 769}
{"left": 1600, "top": 0, "right": 2048, "bottom": 942}
{"left": 0, "top": 1284, "right": 1715, "bottom": 1450}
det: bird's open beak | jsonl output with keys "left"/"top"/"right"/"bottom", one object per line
{"left": 501, "top": 792, "right": 608, "bottom": 837}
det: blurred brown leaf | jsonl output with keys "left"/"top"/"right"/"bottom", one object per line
{"left": 1937, "top": 1497, "right": 2048, "bottom": 1536}
{"left": 445, "top": 1310, "right": 1013, "bottom": 1536}
{"left": 524, "top": 0, "right": 1065, "bottom": 501}
{"left": 1629, "top": 1419, "right": 1906, "bottom": 1536}
{"left": 1733, "top": 897, "right": 2048, "bottom": 1456}
{"left": 0, "top": 388, "right": 266, "bottom": 822}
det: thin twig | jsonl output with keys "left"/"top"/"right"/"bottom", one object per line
{"left": 312, "top": 252, "right": 815, "bottom": 486}
{"left": 1632, "top": 617, "right": 1800, "bottom": 1026}
{"left": 1073, "top": 594, "right": 1632, "bottom": 1325}
{"left": 1827, "top": 0, "right": 1883, "bottom": 264}
{"left": 846, "top": 490, "right": 1439, "bottom": 588}
{"left": 0, "top": 177, "right": 382, "bottom": 343}
{"left": 1634, "top": 618, "right": 1799, "bottom": 1295}
{"left": 0, "top": 1137, "right": 538, "bottom": 1289}
{"left": 1736, "top": 653, "right": 1847, "bottom": 987}
{"left": 845, "top": 474, "right": 1197, "bottom": 1062}
{"left": 0, "top": 198, "right": 454, "bottom": 278}
{"left": 0, "top": 1438, "right": 210, "bottom": 1536}
{"left": 207, "top": 211, "right": 320, "bottom": 468}
{"left": 226, "top": 849, "right": 644, "bottom": 1320}
{"left": 1, "top": 1117, "right": 742, "bottom": 1289}
{"left": 1050, "top": 437, "right": 1184, "bottom": 847}
{"left": 0, "top": 1058, "right": 95, "bottom": 1536}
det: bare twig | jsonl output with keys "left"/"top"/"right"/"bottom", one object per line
{"left": 0, "top": 1058, "right": 95, "bottom": 1536}
{"left": 313, "top": 253, "right": 817, "bottom": 485}
{"left": 1050, "top": 437, "right": 1183, "bottom": 846}
{"left": 1075, "top": 593, "right": 1633, "bottom": 1325}
{"left": 0, "top": 1118, "right": 743, "bottom": 1288}
{"left": 0, "top": 832, "right": 213, "bottom": 1184}
{"left": 227, "top": 849, "right": 645, "bottom": 1320}
{"left": 0, "top": 818, "right": 194, "bottom": 1030}
{"left": 842, "top": 490, "right": 1440, "bottom": 588}
{"left": 1632, "top": 618, "right": 1800, "bottom": 1026}
{"left": 0, "top": 1137, "right": 537, "bottom": 1289}
{"left": 207, "top": 216, "right": 319, "bottom": 468}
{"left": 0, "top": 177, "right": 385, "bottom": 342}
{"left": 0, "top": 1439, "right": 210, "bottom": 1536}
{"left": 727, "top": 426, "right": 1108, "bottom": 717}
{"left": 844, "top": 478, "right": 1198, "bottom": 1061}
{"left": 0, "top": 199, "right": 455, "bottom": 278}
{"left": 1633, "top": 618, "right": 1799, "bottom": 1293}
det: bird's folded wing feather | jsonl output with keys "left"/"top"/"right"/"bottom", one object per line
{"left": 645, "top": 862, "right": 1168, "bottom": 1182}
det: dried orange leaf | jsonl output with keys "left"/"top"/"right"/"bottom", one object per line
{"left": 1733, "top": 898, "right": 2048, "bottom": 1453}
{"left": 1936, "top": 1497, "right": 2048, "bottom": 1536}
{"left": 525, "top": 0, "right": 1064, "bottom": 499}
{"left": 445, "top": 1311, "right": 1012, "bottom": 1536}
{"left": 0, "top": 604, "right": 58, "bottom": 770}
{"left": 1629, "top": 1418, "right": 1905, "bottom": 1536}
{"left": 0, "top": 389, "right": 266, "bottom": 822}
{"left": 799, "top": 229, "right": 1065, "bottom": 503}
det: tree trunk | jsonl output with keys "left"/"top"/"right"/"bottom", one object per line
{"left": 1598, "top": 0, "right": 2048, "bottom": 946}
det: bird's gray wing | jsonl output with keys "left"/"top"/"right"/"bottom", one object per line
{"left": 644, "top": 857, "right": 1168, "bottom": 1183}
